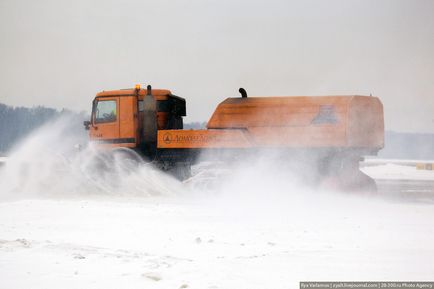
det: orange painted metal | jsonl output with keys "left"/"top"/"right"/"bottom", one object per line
{"left": 96, "top": 89, "right": 171, "bottom": 100}
{"left": 90, "top": 89, "right": 175, "bottom": 146}
{"left": 89, "top": 96, "right": 120, "bottom": 143}
{"left": 119, "top": 96, "right": 138, "bottom": 142}
{"left": 157, "top": 129, "right": 253, "bottom": 149}
{"left": 206, "top": 95, "right": 384, "bottom": 149}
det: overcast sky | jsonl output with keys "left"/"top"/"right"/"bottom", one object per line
{"left": 0, "top": 0, "right": 433, "bottom": 132}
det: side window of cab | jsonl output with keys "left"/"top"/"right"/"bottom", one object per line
{"left": 95, "top": 100, "right": 117, "bottom": 123}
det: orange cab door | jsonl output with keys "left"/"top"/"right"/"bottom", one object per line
{"left": 90, "top": 97, "right": 120, "bottom": 142}
{"left": 119, "top": 96, "right": 138, "bottom": 146}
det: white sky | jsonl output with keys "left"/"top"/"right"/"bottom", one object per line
{"left": 0, "top": 0, "right": 433, "bottom": 132}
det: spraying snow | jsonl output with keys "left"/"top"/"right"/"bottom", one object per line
{"left": 0, "top": 116, "right": 180, "bottom": 199}
{"left": 0, "top": 115, "right": 433, "bottom": 289}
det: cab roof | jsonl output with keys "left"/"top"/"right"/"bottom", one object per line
{"left": 95, "top": 88, "right": 180, "bottom": 101}
{"left": 96, "top": 88, "right": 172, "bottom": 97}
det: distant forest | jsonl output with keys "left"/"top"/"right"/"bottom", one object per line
{"left": 0, "top": 103, "right": 87, "bottom": 154}
{"left": 379, "top": 131, "right": 434, "bottom": 160}
{"left": 0, "top": 102, "right": 432, "bottom": 159}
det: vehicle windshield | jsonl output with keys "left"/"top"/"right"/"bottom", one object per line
{"left": 95, "top": 100, "right": 117, "bottom": 123}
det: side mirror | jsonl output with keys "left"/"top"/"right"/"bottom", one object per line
{"left": 83, "top": 120, "right": 91, "bottom": 130}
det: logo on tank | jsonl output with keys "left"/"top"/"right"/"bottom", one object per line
{"left": 163, "top": 133, "right": 173, "bottom": 144}
{"left": 311, "top": 105, "right": 338, "bottom": 124}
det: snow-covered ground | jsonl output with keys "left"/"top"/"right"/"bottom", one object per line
{"left": 363, "top": 158, "right": 434, "bottom": 166}
{"left": 362, "top": 163, "right": 434, "bottom": 181}
{"left": 1, "top": 118, "right": 434, "bottom": 289}
{"left": 1, "top": 194, "right": 434, "bottom": 289}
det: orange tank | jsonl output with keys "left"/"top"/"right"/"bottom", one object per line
{"left": 158, "top": 95, "right": 384, "bottom": 152}
{"left": 207, "top": 95, "right": 383, "bottom": 148}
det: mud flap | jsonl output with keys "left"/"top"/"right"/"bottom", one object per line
{"left": 319, "top": 152, "right": 377, "bottom": 193}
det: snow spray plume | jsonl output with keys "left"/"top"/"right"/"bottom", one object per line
{"left": 182, "top": 95, "right": 385, "bottom": 223}
{"left": 182, "top": 136, "right": 434, "bottom": 285}
{"left": 0, "top": 115, "right": 180, "bottom": 199}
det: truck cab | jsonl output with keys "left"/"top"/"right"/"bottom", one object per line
{"left": 84, "top": 85, "right": 186, "bottom": 158}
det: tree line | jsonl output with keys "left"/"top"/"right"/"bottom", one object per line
{"left": 0, "top": 103, "right": 87, "bottom": 154}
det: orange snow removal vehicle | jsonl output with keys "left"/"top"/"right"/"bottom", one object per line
{"left": 84, "top": 85, "right": 384, "bottom": 192}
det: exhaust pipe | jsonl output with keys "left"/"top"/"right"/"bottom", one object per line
{"left": 142, "top": 84, "right": 157, "bottom": 157}
{"left": 239, "top": 88, "right": 247, "bottom": 98}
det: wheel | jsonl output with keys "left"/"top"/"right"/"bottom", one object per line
{"left": 156, "top": 161, "right": 192, "bottom": 181}
{"left": 111, "top": 148, "right": 144, "bottom": 172}
{"left": 318, "top": 152, "right": 377, "bottom": 194}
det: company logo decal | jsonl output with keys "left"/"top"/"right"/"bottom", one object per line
{"left": 163, "top": 133, "right": 173, "bottom": 144}
{"left": 162, "top": 133, "right": 220, "bottom": 144}
{"left": 311, "top": 105, "right": 338, "bottom": 124}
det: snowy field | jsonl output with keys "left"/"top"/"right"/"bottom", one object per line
{"left": 1, "top": 119, "right": 434, "bottom": 289}
{"left": 1, "top": 194, "right": 434, "bottom": 289}
{"left": 362, "top": 163, "right": 434, "bottom": 181}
